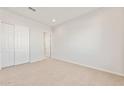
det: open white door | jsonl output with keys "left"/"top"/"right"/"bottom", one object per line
{"left": 15, "top": 25, "right": 29, "bottom": 65}
{"left": 1, "top": 23, "right": 15, "bottom": 68}
{"left": 44, "top": 32, "right": 51, "bottom": 57}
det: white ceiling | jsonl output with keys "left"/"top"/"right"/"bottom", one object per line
{"left": 3, "top": 7, "right": 98, "bottom": 26}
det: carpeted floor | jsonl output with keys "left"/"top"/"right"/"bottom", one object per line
{"left": 0, "top": 58, "right": 124, "bottom": 86}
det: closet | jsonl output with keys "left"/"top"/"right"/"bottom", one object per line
{"left": 0, "top": 21, "right": 29, "bottom": 68}
{"left": 15, "top": 25, "right": 29, "bottom": 65}
{"left": 1, "top": 23, "right": 15, "bottom": 67}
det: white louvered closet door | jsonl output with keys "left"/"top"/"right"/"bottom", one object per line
{"left": 1, "top": 23, "right": 15, "bottom": 68}
{"left": 15, "top": 25, "right": 29, "bottom": 65}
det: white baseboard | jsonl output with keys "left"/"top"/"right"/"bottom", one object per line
{"left": 52, "top": 57, "right": 124, "bottom": 77}
{"left": 30, "top": 57, "right": 47, "bottom": 63}
{"left": 0, "top": 57, "right": 47, "bottom": 70}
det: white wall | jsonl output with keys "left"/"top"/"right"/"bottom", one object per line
{"left": 0, "top": 20, "right": 1, "bottom": 69}
{"left": 52, "top": 8, "right": 124, "bottom": 75}
{"left": 0, "top": 9, "right": 51, "bottom": 64}
{"left": 30, "top": 28, "right": 45, "bottom": 62}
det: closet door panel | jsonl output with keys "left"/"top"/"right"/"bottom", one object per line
{"left": 15, "top": 25, "right": 29, "bottom": 65}
{"left": 1, "top": 23, "right": 14, "bottom": 68}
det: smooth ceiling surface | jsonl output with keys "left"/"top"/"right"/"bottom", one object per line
{"left": 2, "top": 7, "right": 98, "bottom": 26}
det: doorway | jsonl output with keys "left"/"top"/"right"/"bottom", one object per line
{"left": 44, "top": 32, "right": 51, "bottom": 58}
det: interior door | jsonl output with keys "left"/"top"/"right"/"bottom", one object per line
{"left": 1, "top": 23, "right": 15, "bottom": 68}
{"left": 15, "top": 25, "right": 29, "bottom": 65}
{"left": 44, "top": 32, "right": 51, "bottom": 57}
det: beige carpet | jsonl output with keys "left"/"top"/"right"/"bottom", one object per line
{"left": 0, "top": 58, "right": 124, "bottom": 86}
